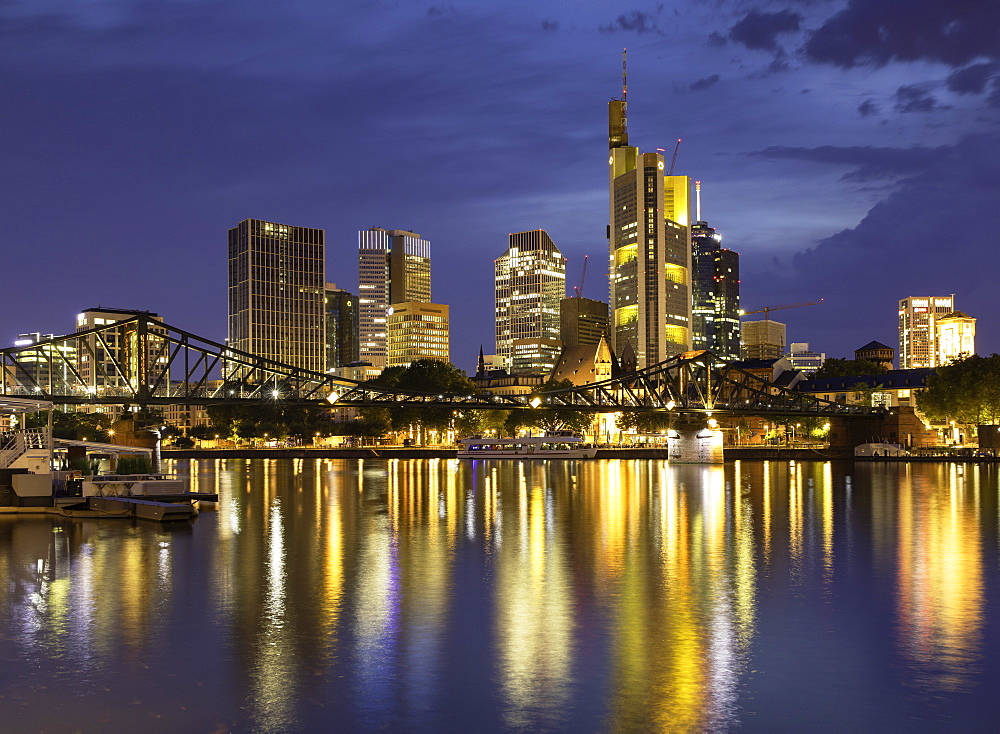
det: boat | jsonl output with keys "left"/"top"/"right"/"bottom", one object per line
{"left": 457, "top": 434, "right": 598, "bottom": 459}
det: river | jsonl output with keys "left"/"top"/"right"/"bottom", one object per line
{"left": 0, "top": 458, "right": 998, "bottom": 732}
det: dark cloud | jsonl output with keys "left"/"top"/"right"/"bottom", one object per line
{"left": 728, "top": 10, "right": 801, "bottom": 51}
{"left": 857, "top": 99, "right": 879, "bottom": 117}
{"left": 894, "top": 84, "right": 946, "bottom": 113}
{"left": 751, "top": 143, "right": 947, "bottom": 181}
{"left": 803, "top": 0, "right": 1000, "bottom": 69}
{"left": 708, "top": 30, "right": 726, "bottom": 47}
{"left": 541, "top": 19, "right": 558, "bottom": 32}
{"left": 599, "top": 10, "right": 662, "bottom": 35}
{"left": 689, "top": 74, "right": 721, "bottom": 91}
{"left": 947, "top": 62, "right": 1000, "bottom": 95}
{"left": 761, "top": 133, "right": 1000, "bottom": 354}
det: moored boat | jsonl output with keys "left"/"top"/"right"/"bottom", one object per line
{"left": 457, "top": 434, "right": 597, "bottom": 459}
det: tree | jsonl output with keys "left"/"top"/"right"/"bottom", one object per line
{"left": 616, "top": 412, "right": 672, "bottom": 433}
{"left": 359, "top": 360, "right": 482, "bottom": 438}
{"left": 918, "top": 354, "right": 1000, "bottom": 425}
{"left": 813, "top": 358, "right": 888, "bottom": 378}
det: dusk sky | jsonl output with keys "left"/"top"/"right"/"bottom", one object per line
{"left": 5, "top": 0, "right": 999, "bottom": 372}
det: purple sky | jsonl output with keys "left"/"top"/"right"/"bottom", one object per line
{"left": 4, "top": 0, "right": 1000, "bottom": 372}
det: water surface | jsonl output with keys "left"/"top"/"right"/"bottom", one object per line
{"left": 1, "top": 459, "right": 998, "bottom": 731}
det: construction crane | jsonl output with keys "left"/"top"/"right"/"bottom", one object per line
{"left": 573, "top": 255, "right": 589, "bottom": 298}
{"left": 668, "top": 138, "right": 682, "bottom": 175}
{"left": 739, "top": 299, "right": 824, "bottom": 319}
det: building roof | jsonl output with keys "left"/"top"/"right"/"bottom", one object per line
{"left": 938, "top": 310, "right": 975, "bottom": 320}
{"left": 798, "top": 368, "right": 934, "bottom": 392}
{"left": 81, "top": 307, "right": 160, "bottom": 317}
{"left": 550, "top": 338, "right": 612, "bottom": 385}
{"left": 856, "top": 340, "right": 893, "bottom": 352}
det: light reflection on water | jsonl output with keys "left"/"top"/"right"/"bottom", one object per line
{"left": 0, "top": 459, "right": 997, "bottom": 731}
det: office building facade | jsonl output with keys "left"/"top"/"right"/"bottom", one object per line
{"left": 75, "top": 307, "right": 167, "bottom": 394}
{"left": 228, "top": 219, "right": 326, "bottom": 373}
{"left": 325, "top": 284, "right": 359, "bottom": 371}
{"left": 358, "top": 228, "right": 431, "bottom": 369}
{"left": 898, "top": 295, "right": 955, "bottom": 368}
{"left": 936, "top": 311, "right": 976, "bottom": 365}
{"left": 690, "top": 220, "right": 740, "bottom": 361}
{"left": 608, "top": 86, "right": 691, "bottom": 369}
{"left": 386, "top": 302, "right": 450, "bottom": 367}
{"left": 495, "top": 230, "right": 565, "bottom": 375}
{"left": 560, "top": 297, "right": 610, "bottom": 349}
{"left": 741, "top": 319, "right": 786, "bottom": 361}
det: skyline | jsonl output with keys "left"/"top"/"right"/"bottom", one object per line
{"left": 4, "top": 0, "right": 999, "bottom": 371}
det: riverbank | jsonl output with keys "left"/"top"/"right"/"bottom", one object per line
{"left": 161, "top": 446, "right": 1000, "bottom": 462}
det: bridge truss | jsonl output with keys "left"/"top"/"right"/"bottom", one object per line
{"left": 0, "top": 318, "right": 877, "bottom": 418}
{"left": 0, "top": 315, "right": 353, "bottom": 406}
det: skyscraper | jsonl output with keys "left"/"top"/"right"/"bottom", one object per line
{"left": 324, "top": 284, "right": 359, "bottom": 371}
{"left": 228, "top": 219, "right": 326, "bottom": 373}
{"left": 607, "top": 54, "right": 692, "bottom": 368}
{"left": 898, "top": 295, "right": 955, "bottom": 368}
{"left": 690, "top": 196, "right": 740, "bottom": 361}
{"left": 495, "top": 229, "right": 565, "bottom": 375}
{"left": 358, "top": 228, "right": 431, "bottom": 369}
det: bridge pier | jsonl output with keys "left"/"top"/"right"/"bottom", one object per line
{"left": 667, "top": 417, "right": 724, "bottom": 464}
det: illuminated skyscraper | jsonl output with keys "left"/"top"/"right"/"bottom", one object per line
{"left": 228, "top": 219, "right": 326, "bottom": 373}
{"left": 690, "top": 210, "right": 740, "bottom": 361}
{"left": 898, "top": 295, "right": 955, "bottom": 368}
{"left": 495, "top": 230, "right": 565, "bottom": 375}
{"left": 607, "top": 54, "right": 692, "bottom": 368}
{"left": 358, "top": 228, "right": 431, "bottom": 369}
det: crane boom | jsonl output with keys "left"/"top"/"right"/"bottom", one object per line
{"left": 573, "top": 255, "right": 589, "bottom": 298}
{"left": 667, "top": 138, "right": 682, "bottom": 175}
{"left": 739, "top": 299, "right": 824, "bottom": 318}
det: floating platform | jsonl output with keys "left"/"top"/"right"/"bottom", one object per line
{"left": 88, "top": 496, "right": 195, "bottom": 521}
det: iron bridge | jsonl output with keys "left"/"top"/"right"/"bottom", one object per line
{"left": 0, "top": 316, "right": 878, "bottom": 417}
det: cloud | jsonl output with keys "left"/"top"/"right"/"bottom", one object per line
{"left": 803, "top": 0, "right": 1000, "bottom": 68}
{"left": 541, "top": 19, "right": 558, "bottom": 32}
{"left": 753, "top": 133, "right": 1000, "bottom": 356}
{"left": 947, "top": 62, "right": 1000, "bottom": 95}
{"left": 751, "top": 143, "right": 947, "bottom": 181}
{"left": 689, "top": 74, "right": 720, "bottom": 91}
{"left": 857, "top": 99, "right": 879, "bottom": 117}
{"left": 727, "top": 10, "right": 801, "bottom": 52}
{"left": 893, "top": 84, "right": 947, "bottom": 113}
{"left": 599, "top": 10, "right": 662, "bottom": 35}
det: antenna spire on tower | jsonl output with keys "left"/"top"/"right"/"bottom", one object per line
{"left": 621, "top": 48, "right": 628, "bottom": 137}
{"left": 695, "top": 180, "right": 702, "bottom": 222}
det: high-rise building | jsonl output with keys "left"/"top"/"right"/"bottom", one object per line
{"left": 358, "top": 228, "right": 431, "bottom": 369}
{"left": 898, "top": 295, "right": 955, "bottom": 368}
{"left": 560, "top": 297, "right": 609, "bottom": 348}
{"left": 936, "top": 311, "right": 976, "bottom": 364}
{"left": 228, "top": 219, "right": 326, "bottom": 373}
{"left": 386, "top": 302, "right": 450, "bottom": 367}
{"left": 494, "top": 229, "right": 565, "bottom": 375}
{"left": 607, "top": 56, "right": 692, "bottom": 368}
{"left": 741, "top": 319, "right": 786, "bottom": 361}
{"left": 690, "top": 209, "right": 740, "bottom": 361}
{"left": 325, "top": 284, "right": 359, "bottom": 371}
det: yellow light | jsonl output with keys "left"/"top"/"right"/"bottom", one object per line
{"left": 529, "top": 396, "right": 542, "bottom": 408}
{"left": 326, "top": 391, "right": 340, "bottom": 404}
